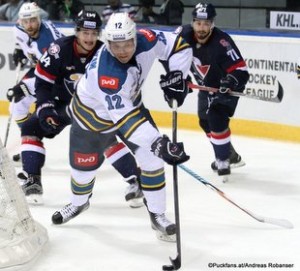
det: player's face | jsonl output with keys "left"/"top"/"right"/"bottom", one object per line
{"left": 109, "top": 39, "right": 135, "bottom": 63}
{"left": 76, "top": 29, "right": 99, "bottom": 53}
{"left": 192, "top": 19, "right": 214, "bottom": 43}
{"left": 21, "top": 17, "right": 40, "bottom": 38}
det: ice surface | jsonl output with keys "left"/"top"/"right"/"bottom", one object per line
{"left": 1, "top": 117, "right": 299, "bottom": 271}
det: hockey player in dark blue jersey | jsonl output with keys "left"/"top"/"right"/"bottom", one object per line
{"left": 175, "top": 3, "right": 249, "bottom": 180}
{"left": 19, "top": 10, "right": 143, "bottom": 207}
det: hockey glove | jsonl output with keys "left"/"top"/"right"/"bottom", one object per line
{"left": 210, "top": 74, "right": 239, "bottom": 106}
{"left": 7, "top": 83, "right": 30, "bottom": 103}
{"left": 160, "top": 70, "right": 188, "bottom": 108}
{"left": 151, "top": 135, "right": 190, "bottom": 165}
{"left": 37, "top": 102, "right": 60, "bottom": 134}
{"left": 12, "top": 48, "right": 27, "bottom": 68}
{"left": 219, "top": 74, "right": 239, "bottom": 94}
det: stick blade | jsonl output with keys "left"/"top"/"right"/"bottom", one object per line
{"left": 263, "top": 217, "right": 294, "bottom": 229}
{"left": 162, "top": 255, "right": 181, "bottom": 270}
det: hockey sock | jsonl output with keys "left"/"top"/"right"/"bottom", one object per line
{"left": 21, "top": 137, "right": 45, "bottom": 175}
{"left": 210, "top": 129, "right": 231, "bottom": 161}
{"left": 105, "top": 142, "right": 140, "bottom": 180}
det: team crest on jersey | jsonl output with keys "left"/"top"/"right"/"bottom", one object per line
{"left": 220, "top": 39, "right": 231, "bottom": 49}
{"left": 139, "top": 29, "right": 155, "bottom": 42}
{"left": 99, "top": 76, "right": 119, "bottom": 90}
{"left": 196, "top": 64, "right": 210, "bottom": 78}
{"left": 48, "top": 43, "right": 60, "bottom": 56}
{"left": 70, "top": 73, "right": 83, "bottom": 81}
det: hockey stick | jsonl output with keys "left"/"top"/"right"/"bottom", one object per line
{"left": 4, "top": 63, "right": 22, "bottom": 147}
{"left": 188, "top": 82, "right": 283, "bottom": 103}
{"left": 178, "top": 164, "right": 293, "bottom": 229}
{"left": 162, "top": 100, "right": 182, "bottom": 271}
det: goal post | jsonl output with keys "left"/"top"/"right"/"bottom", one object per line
{"left": 0, "top": 138, "right": 48, "bottom": 270}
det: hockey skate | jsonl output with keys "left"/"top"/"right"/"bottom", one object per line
{"left": 144, "top": 199, "right": 176, "bottom": 242}
{"left": 125, "top": 177, "right": 144, "bottom": 208}
{"left": 17, "top": 171, "right": 27, "bottom": 184}
{"left": 52, "top": 200, "right": 90, "bottom": 225}
{"left": 215, "top": 159, "right": 230, "bottom": 183}
{"left": 211, "top": 147, "right": 245, "bottom": 171}
{"left": 20, "top": 173, "right": 43, "bottom": 205}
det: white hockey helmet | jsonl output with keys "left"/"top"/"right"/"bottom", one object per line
{"left": 104, "top": 12, "right": 137, "bottom": 54}
{"left": 19, "top": 2, "right": 40, "bottom": 20}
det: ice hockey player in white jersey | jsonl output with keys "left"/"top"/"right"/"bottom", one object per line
{"left": 6, "top": 2, "right": 63, "bottom": 161}
{"left": 52, "top": 12, "right": 192, "bottom": 241}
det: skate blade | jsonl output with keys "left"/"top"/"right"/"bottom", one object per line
{"left": 222, "top": 175, "right": 229, "bottom": 183}
{"left": 128, "top": 197, "right": 144, "bottom": 208}
{"left": 231, "top": 160, "right": 246, "bottom": 169}
{"left": 212, "top": 161, "right": 246, "bottom": 172}
{"left": 26, "top": 194, "right": 44, "bottom": 205}
{"left": 155, "top": 231, "right": 176, "bottom": 243}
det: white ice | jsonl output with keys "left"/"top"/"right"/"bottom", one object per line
{"left": 1, "top": 116, "right": 300, "bottom": 271}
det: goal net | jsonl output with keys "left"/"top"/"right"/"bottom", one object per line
{"left": 0, "top": 138, "right": 48, "bottom": 270}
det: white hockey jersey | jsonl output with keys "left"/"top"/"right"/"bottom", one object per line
{"left": 14, "top": 20, "right": 63, "bottom": 66}
{"left": 72, "top": 28, "right": 192, "bottom": 150}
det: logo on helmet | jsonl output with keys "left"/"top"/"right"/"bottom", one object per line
{"left": 83, "top": 21, "right": 96, "bottom": 29}
{"left": 112, "top": 34, "right": 126, "bottom": 40}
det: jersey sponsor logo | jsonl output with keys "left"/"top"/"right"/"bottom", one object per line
{"left": 99, "top": 76, "right": 119, "bottom": 90}
{"left": 74, "top": 152, "right": 98, "bottom": 167}
{"left": 139, "top": 29, "right": 155, "bottom": 42}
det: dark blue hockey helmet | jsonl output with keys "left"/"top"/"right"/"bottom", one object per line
{"left": 192, "top": 3, "right": 217, "bottom": 21}
{"left": 75, "top": 10, "right": 102, "bottom": 31}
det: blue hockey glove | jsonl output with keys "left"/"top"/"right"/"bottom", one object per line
{"left": 160, "top": 70, "right": 188, "bottom": 107}
{"left": 37, "top": 102, "right": 60, "bottom": 134}
{"left": 151, "top": 135, "right": 190, "bottom": 165}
